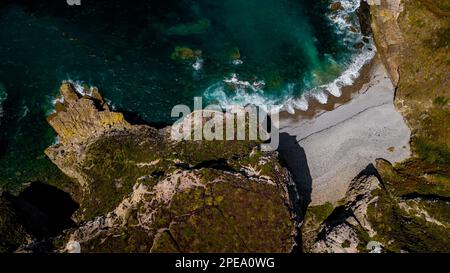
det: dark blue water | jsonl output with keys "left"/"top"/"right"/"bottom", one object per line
{"left": 0, "top": 0, "right": 369, "bottom": 189}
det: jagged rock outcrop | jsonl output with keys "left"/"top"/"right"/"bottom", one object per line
{"left": 369, "top": 0, "right": 449, "bottom": 119}
{"left": 302, "top": 160, "right": 450, "bottom": 253}
{"left": 48, "top": 83, "right": 132, "bottom": 145}
{"left": 44, "top": 83, "right": 299, "bottom": 253}
{"left": 304, "top": 164, "right": 383, "bottom": 253}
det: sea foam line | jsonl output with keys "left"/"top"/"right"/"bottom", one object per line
{"left": 204, "top": 0, "right": 375, "bottom": 115}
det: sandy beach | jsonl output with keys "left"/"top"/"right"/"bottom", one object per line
{"left": 278, "top": 58, "right": 411, "bottom": 205}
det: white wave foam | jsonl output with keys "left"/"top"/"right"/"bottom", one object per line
{"left": 192, "top": 58, "right": 204, "bottom": 71}
{"left": 203, "top": 0, "right": 375, "bottom": 114}
{"left": 65, "top": 80, "right": 95, "bottom": 97}
{"left": 232, "top": 59, "right": 243, "bottom": 66}
{"left": 49, "top": 80, "right": 101, "bottom": 113}
{"left": 291, "top": 95, "right": 309, "bottom": 111}
{"left": 312, "top": 90, "right": 329, "bottom": 105}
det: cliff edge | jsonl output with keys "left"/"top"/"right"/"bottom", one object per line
{"left": 300, "top": 0, "right": 450, "bottom": 253}
{"left": 43, "top": 83, "right": 299, "bottom": 253}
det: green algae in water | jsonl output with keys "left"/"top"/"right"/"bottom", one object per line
{"left": 0, "top": 0, "right": 368, "bottom": 189}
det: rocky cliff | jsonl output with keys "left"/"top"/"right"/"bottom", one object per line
{"left": 368, "top": 0, "right": 404, "bottom": 84}
{"left": 2, "top": 0, "right": 448, "bottom": 254}
{"left": 301, "top": 0, "right": 450, "bottom": 253}
{"left": 302, "top": 160, "right": 449, "bottom": 253}
{"left": 42, "top": 83, "right": 299, "bottom": 253}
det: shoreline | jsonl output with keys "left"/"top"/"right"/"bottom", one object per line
{"left": 279, "top": 56, "right": 376, "bottom": 121}
{"left": 278, "top": 56, "right": 412, "bottom": 205}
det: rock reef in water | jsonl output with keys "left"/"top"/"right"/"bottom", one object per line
{"left": 44, "top": 83, "right": 299, "bottom": 253}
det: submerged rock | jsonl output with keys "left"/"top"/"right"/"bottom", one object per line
{"left": 330, "top": 2, "right": 343, "bottom": 12}
{"left": 170, "top": 46, "right": 202, "bottom": 61}
{"left": 44, "top": 83, "right": 299, "bottom": 253}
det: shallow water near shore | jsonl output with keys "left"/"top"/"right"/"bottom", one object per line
{"left": 0, "top": 0, "right": 371, "bottom": 188}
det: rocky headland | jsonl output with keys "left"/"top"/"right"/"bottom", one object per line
{"left": 1, "top": 82, "right": 300, "bottom": 253}
{"left": 0, "top": 0, "right": 448, "bottom": 253}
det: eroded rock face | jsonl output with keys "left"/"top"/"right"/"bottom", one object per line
{"left": 47, "top": 83, "right": 132, "bottom": 145}
{"left": 302, "top": 161, "right": 450, "bottom": 253}
{"left": 298, "top": 0, "right": 450, "bottom": 254}
{"left": 368, "top": 0, "right": 404, "bottom": 84}
{"left": 306, "top": 164, "right": 382, "bottom": 253}
{"left": 45, "top": 83, "right": 298, "bottom": 253}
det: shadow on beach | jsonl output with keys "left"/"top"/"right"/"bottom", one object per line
{"left": 277, "top": 132, "right": 312, "bottom": 216}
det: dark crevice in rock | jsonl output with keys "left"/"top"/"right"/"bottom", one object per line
{"left": 175, "top": 158, "right": 249, "bottom": 177}
{"left": 358, "top": 0, "right": 372, "bottom": 36}
{"left": 322, "top": 205, "right": 350, "bottom": 226}
{"left": 314, "top": 204, "right": 362, "bottom": 243}
{"left": 355, "top": 163, "right": 386, "bottom": 189}
{"left": 150, "top": 170, "right": 165, "bottom": 178}
{"left": 165, "top": 229, "right": 183, "bottom": 253}
{"left": 120, "top": 109, "right": 171, "bottom": 128}
{"left": 400, "top": 193, "right": 450, "bottom": 203}
{"left": 277, "top": 132, "right": 311, "bottom": 253}
{"left": 277, "top": 133, "right": 311, "bottom": 214}
{"left": 192, "top": 159, "right": 236, "bottom": 172}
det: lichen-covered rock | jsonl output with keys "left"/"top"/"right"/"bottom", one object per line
{"left": 302, "top": 161, "right": 450, "bottom": 253}
{"left": 368, "top": 0, "right": 404, "bottom": 84}
{"left": 303, "top": 164, "right": 382, "bottom": 253}
{"left": 47, "top": 83, "right": 131, "bottom": 145}
{"left": 46, "top": 83, "right": 298, "bottom": 253}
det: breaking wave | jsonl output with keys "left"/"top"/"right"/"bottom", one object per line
{"left": 204, "top": 0, "right": 375, "bottom": 114}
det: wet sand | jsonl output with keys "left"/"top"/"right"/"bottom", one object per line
{"left": 278, "top": 57, "right": 411, "bottom": 205}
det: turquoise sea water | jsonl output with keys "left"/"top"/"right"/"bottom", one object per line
{"left": 0, "top": 0, "right": 372, "bottom": 189}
